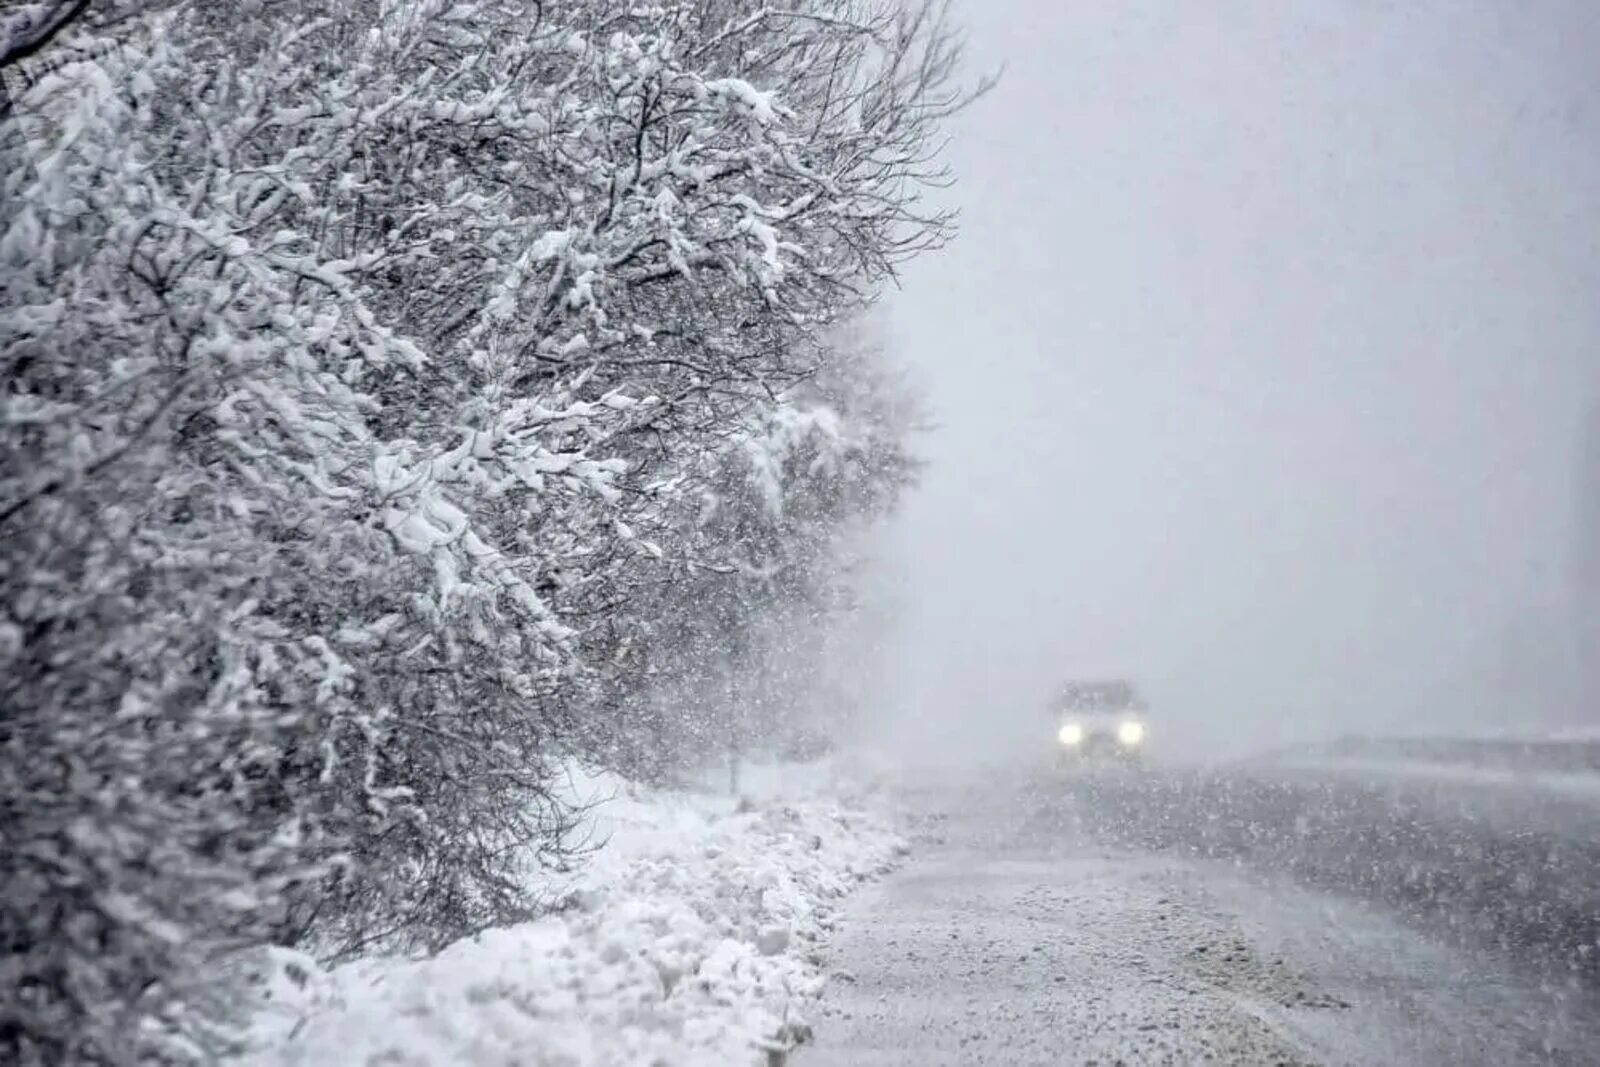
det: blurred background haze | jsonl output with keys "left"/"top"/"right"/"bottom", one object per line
{"left": 864, "top": 0, "right": 1600, "bottom": 764}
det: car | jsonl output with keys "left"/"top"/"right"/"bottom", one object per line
{"left": 1052, "top": 679, "right": 1149, "bottom": 767}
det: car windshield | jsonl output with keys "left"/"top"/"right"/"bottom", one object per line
{"left": 1056, "top": 680, "right": 1141, "bottom": 714}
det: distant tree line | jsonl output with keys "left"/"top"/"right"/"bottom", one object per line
{"left": 0, "top": 1, "right": 981, "bottom": 1061}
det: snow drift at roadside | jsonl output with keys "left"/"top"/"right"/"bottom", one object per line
{"left": 240, "top": 761, "right": 905, "bottom": 1066}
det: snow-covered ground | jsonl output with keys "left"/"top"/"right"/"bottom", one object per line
{"left": 1271, "top": 755, "right": 1600, "bottom": 798}
{"left": 1251, "top": 731, "right": 1600, "bottom": 782}
{"left": 238, "top": 759, "right": 905, "bottom": 1066}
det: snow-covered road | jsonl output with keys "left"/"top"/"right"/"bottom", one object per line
{"left": 803, "top": 767, "right": 1600, "bottom": 1065}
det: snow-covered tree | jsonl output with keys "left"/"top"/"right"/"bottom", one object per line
{"left": 593, "top": 318, "right": 923, "bottom": 781}
{"left": 0, "top": 2, "right": 981, "bottom": 1060}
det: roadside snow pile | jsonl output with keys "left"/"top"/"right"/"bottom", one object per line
{"left": 239, "top": 760, "right": 904, "bottom": 1066}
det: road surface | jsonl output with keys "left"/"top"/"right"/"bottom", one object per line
{"left": 802, "top": 763, "right": 1600, "bottom": 1065}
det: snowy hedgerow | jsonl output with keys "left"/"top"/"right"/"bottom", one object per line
{"left": 1, "top": 1, "right": 979, "bottom": 1061}
{"left": 594, "top": 323, "right": 924, "bottom": 781}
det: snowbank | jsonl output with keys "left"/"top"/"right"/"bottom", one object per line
{"left": 239, "top": 759, "right": 904, "bottom": 1066}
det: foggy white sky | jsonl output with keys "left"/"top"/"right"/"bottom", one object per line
{"left": 873, "top": 0, "right": 1600, "bottom": 761}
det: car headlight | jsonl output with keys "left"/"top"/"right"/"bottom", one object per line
{"left": 1058, "top": 722, "right": 1084, "bottom": 746}
{"left": 1117, "top": 720, "right": 1146, "bottom": 746}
